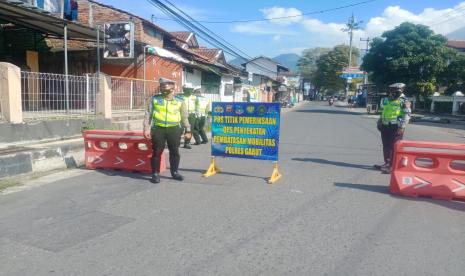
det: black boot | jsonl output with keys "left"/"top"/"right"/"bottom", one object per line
{"left": 171, "top": 171, "right": 184, "bottom": 181}
{"left": 150, "top": 173, "right": 160, "bottom": 183}
{"left": 183, "top": 142, "right": 192, "bottom": 149}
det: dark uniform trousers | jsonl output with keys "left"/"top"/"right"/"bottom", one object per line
{"left": 151, "top": 126, "right": 182, "bottom": 174}
{"left": 197, "top": 116, "right": 208, "bottom": 143}
{"left": 185, "top": 114, "right": 201, "bottom": 144}
{"left": 380, "top": 124, "right": 403, "bottom": 165}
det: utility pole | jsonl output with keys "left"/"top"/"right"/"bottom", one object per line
{"left": 348, "top": 14, "right": 355, "bottom": 68}
{"left": 360, "top": 37, "right": 371, "bottom": 85}
{"left": 342, "top": 13, "right": 362, "bottom": 98}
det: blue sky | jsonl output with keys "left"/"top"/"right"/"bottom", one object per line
{"left": 98, "top": 0, "right": 465, "bottom": 59}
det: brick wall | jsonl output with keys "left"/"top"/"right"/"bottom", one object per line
{"left": 101, "top": 55, "right": 183, "bottom": 92}
{"left": 76, "top": 0, "right": 163, "bottom": 46}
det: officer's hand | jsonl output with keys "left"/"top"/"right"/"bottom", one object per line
{"left": 184, "top": 132, "right": 192, "bottom": 140}
{"left": 143, "top": 129, "right": 151, "bottom": 139}
{"left": 397, "top": 128, "right": 405, "bottom": 135}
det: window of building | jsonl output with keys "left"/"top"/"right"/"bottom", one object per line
{"left": 224, "top": 83, "right": 233, "bottom": 96}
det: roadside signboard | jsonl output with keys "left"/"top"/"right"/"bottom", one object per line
{"left": 103, "top": 22, "right": 135, "bottom": 59}
{"left": 211, "top": 102, "right": 280, "bottom": 161}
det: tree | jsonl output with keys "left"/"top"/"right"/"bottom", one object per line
{"left": 297, "top": 47, "right": 331, "bottom": 92}
{"left": 361, "top": 22, "right": 453, "bottom": 98}
{"left": 440, "top": 53, "right": 465, "bottom": 95}
{"left": 297, "top": 47, "right": 331, "bottom": 77}
{"left": 313, "top": 45, "right": 359, "bottom": 92}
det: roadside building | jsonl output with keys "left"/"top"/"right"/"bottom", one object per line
{"left": 242, "top": 56, "right": 289, "bottom": 102}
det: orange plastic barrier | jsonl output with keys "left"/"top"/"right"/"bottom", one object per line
{"left": 390, "top": 140, "right": 465, "bottom": 201}
{"left": 83, "top": 130, "right": 166, "bottom": 174}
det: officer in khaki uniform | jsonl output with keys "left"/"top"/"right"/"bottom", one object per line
{"left": 180, "top": 84, "right": 199, "bottom": 149}
{"left": 143, "top": 78, "right": 191, "bottom": 183}
{"left": 194, "top": 86, "right": 210, "bottom": 144}
{"left": 374, "top": 83, "right": 411, "bottom": 174}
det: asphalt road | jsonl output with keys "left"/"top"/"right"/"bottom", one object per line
{"left": 1, "top": 102, "right": 465, "bottom": 276}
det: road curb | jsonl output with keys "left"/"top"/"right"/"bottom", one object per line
{"left": 0, "top": 139, "right": 84, "bottom": 179}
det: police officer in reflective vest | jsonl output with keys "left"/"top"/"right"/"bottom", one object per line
{"left": 180, "top": 84, "right": 199, "bottom": 149}
{"left": 374, "top": 83, "right": 411, "bottom": 174}
{"left": 194, "top": 87, "right": 210, "bottom": 144}
{"left": 143, "top": 78, "right": 191, "bottom": 183}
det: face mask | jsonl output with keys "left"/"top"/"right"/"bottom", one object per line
{"left": 161, "top": 85, "right": 173, "bottom": 95}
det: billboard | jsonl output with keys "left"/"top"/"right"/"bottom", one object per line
{"left": 211, "top": 102, "right": 280, "bottom": 161}
{"left": 103, "top": 22, "right": 135, "bottom": 59}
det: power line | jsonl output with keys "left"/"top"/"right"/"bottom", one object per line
{"left": 430, "top": 6, "right": 465, "bottom": 27}
{"left": 163, "top": 0, "right": 251, "bottom": 59}
{"left": 147, "top": 0, "right": 280, "bottom": 75}
{"left": 150, "top": 0, "right": 378, "bottom": 24}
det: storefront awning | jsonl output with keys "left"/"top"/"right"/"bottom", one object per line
{"left": 189, "top": 61, "right": 222, "bottom": 76}
{"left": 0, "top": 0, "right": 99, "bottom": 39}
{"left": 147, "top": 45, "right": 190, "bottom": 64}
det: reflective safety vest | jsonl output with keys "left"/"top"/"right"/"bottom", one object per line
{"left": 182, "top": 94, "right": 198, "bottom": 114}
{"left": 152, "top": 96, "right": 182, "bottom": 127}
{"left": 381, "top": 98, "right": 403, "bottom": 124}
{"left": 197, "top": 96, "right": 210, "bottom": 116}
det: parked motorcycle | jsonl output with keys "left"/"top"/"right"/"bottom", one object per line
{"left": 328, "top": 98, "right": 334, "bottom": 106}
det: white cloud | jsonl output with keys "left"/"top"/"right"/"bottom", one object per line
{"left": 273, "top": 35, "right": 282, "bottom": 41}
{"left": 260, "top": 7, "right": 303, "bottom": 25}
{"left": 230, "top": 22, "right": 296, "bottom": 35}
{"left": 365, "top": 3, "right": 465, "bottom": 37}
{"left": 232, "top": 2, "right": 465, "bottom": 49}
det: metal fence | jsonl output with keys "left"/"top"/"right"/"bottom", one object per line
{"left": 21, "top": 71, "right": 98, "bottom": 119}
{"left": 111, "top": 77, "right": 159, "bottom": 112}
{"left": 202, "top": 92, "right": 221, "bottom": 104}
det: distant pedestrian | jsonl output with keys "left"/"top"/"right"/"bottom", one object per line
{"left": 374, "top": 83, "right": 411, "bottom": 174}
{"left": 143, "top": 78, "right": 191, "bottom": 183}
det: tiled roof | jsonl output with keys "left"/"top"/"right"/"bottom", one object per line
{"left": 170, "top": 31, "right": 192, "bottom": 43}
{"left": 448, "top": 40, "right": 465, "bottom": 49}
{"left": 191, "top": 48, "right": 222, "bottom": 62}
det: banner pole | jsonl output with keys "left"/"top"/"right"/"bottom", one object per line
{"left": 203, "top": 156, "right": 221, "bottom": 177}
{"left": 268, "top": 161, "right": 282, "bottom": 184}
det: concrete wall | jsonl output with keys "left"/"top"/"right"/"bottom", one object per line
{"left": 0, "top": 63, "right": 22, "bottom": 123}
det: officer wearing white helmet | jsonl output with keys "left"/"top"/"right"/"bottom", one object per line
{"left": 194, "top": 86, "right": 210, "bottom": 144}
{"left": 179, "top": 83, "right": 199, "bottom": 149}
{"left": 374, "top": 83, "right": 411, "bottom": 174}
{"left": 143, "top": 77, "right": 191, "bottom": 183}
